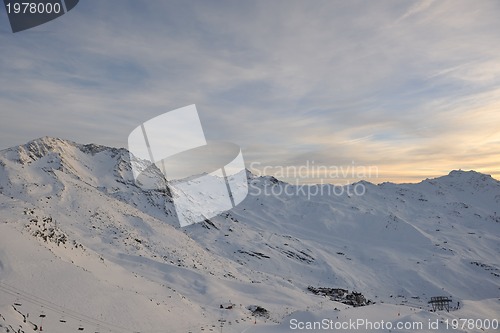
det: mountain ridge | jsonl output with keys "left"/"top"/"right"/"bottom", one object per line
{"left": 2, "top": 136, "right": 497, "bottom": 185}
{"left": 0, "top": 137, "right": 499, "bottom": 332}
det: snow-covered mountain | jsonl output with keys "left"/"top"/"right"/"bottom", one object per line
{"left": 0, "top": 137, "right": 498, "bottom": 333}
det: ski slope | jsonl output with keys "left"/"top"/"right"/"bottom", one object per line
{"left": 0, "top": 137, "right": 498, "bottom": 332}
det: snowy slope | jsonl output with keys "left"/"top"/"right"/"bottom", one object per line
{"left": 207, "top": 170, "right": 500, "bottom": 302}
{"left": 0, "top": 137, "right": 498, "bottom": 332}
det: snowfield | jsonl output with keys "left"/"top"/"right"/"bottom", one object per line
{"left": 0, "top": 137, "right": 498, "bottom": 332}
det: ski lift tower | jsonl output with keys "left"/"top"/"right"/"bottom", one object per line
{"left": 428, "top": 296, "right": 452, "bottom": 312}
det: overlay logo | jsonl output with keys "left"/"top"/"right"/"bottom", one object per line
{"left": 3, "top": 0, "right": 79, "bottom": 33}
{"left": 128, "top": 105, "right": 248, "bottom": 227}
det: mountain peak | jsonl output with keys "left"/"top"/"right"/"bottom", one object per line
{"left": 0, "top": 137, "right": 129, "bottom": 166}
{"left": 445, "top": 169, "right": 494, "bottom": 183}
{"left": 25, "top": 136, "right": 75, "bottom": 152}
{"left": 448, "top": 169, "right": 490, "bottom": 178}
{"left": 4, "top": 136, "right": 78, "bottom": 165}
{"left": 30, "top": 135, "right": 73, "bottom": 145}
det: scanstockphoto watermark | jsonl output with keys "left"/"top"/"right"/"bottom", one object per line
{"left": 289, "top": 318, "right": 424, "bottom": 331}
{"left": 289, "top": 318, "right": 499, "bottom": 331}
{"left": 250, "top": 161, "right": 379, "bottom": 181}
{"left": 249, "top": 180, "right": 368, "bottom": 199}
{"left": 249, "top": 161, "right": 379, "bottom": 199}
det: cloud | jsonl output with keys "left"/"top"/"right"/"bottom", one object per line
{"left": 0, "top": 0, "right": 499, "bottom": 182}
{"left": 395, "top": 0, "right": 435, "bottom": 23}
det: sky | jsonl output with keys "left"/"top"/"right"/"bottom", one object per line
{"left": 0, "top": 0, "right": 499, "bottom": 184}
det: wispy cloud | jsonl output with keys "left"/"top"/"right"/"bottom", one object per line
{"left": 0, "top": 0, "right": 499, "bottom": 182}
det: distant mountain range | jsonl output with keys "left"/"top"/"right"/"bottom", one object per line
{"left": 0, "top": 137, "right": 498, "bottom": 333}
